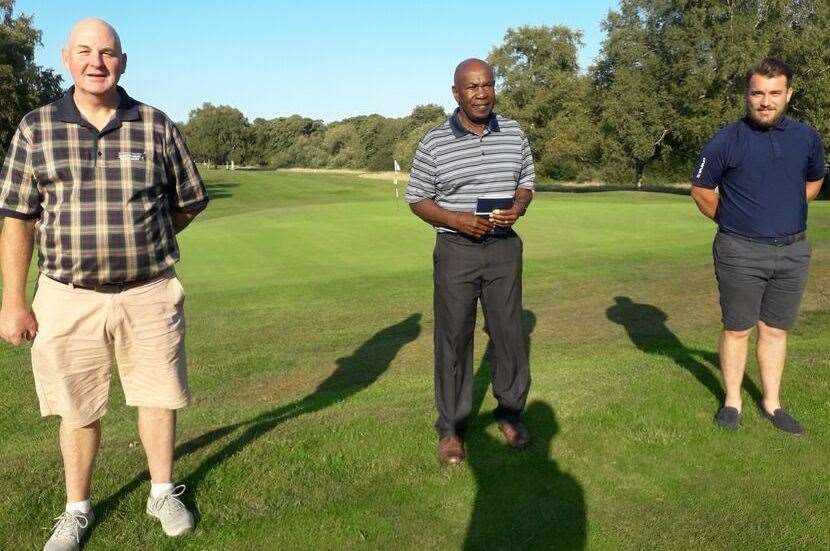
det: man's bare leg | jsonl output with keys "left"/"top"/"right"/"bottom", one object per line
{"left": 139, "top": 407, "right": 195, "bottom": 536}
{"left": 137, "top": 407, "right": 175, "bottom": 483}
{"left": 756, "top": 320, "right": 787, "bottom": 413}
{"left": 720, "top": 328, "right": 752, "bottom": 411}
{"left": 60, "top": 419, "right": 101, "bottom": 502}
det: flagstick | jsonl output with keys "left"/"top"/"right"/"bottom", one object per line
{"left": 393, "top": 159, "right": 400, "bottom": 207}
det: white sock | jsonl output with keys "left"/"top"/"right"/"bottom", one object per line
{"left": 66, "top": 499, "right": 92, "bottom": 515}
{"left": 150, "top": 481, "right": 175, "bottom": 498}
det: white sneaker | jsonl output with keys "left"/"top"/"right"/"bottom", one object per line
{"left": 43, "top": 509, "right": 94, "bottom": 551}
{"left": 146, "top": 484, "right": 195, "bottom": 536}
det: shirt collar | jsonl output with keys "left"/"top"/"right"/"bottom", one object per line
{"left": 773, "top": 116, "right": 790, "bottom": 130}
{"left": 449, "top": 107, "right": 500, "bottom": 138}
{"left": 56, "top": 86, "right": 141, "bottom": 127}
{"left": 743, "top": 114, "right": 790, "bottom": 132}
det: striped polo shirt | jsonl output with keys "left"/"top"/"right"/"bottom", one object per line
{"left": 405, "top": 108, "right": 535, "bottom": 232}
{"left": 0, "top": 86, "right": 209, "bottom": 286}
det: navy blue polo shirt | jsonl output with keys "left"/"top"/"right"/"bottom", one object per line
{"left": 692, "top": 116, "right": 826, "bottom": 238}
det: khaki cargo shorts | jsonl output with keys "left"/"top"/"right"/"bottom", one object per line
{"left": 31, "top": 270, "right": 190, "bottom": 428}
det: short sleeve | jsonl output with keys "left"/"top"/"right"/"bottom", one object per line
{"left": 691, "top": 131, "right": 729, "bottom": 189}
{"left": 0, "top": 124, "right": 42, "bottom": 220}
{"left": 405, "top": 136, "right": 437, "bottom": 204}
{"left": 805, "top": 129, "right": 826, "bottom": 182}
{"left": 164, "top": 120, "right": 209, "bottom": 214}
{"left": 517, "top": 133, "right": 535, "bottom": 191}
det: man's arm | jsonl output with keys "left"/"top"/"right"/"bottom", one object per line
{"left": 164, "top": 120, "right": 209, "bottom": 222}
{"left": 172, "top": 211, "right": 199, "bottom": 234}
{"left": 806, "top": 179, "right": 824, "bottom": 202}
{"left": 691, "top": 185, "right": 719, "bottom": 221}
{"left": 409, "top": 199, "right": 494, "bottom": 239}
{"left": 491, "top": 132, "right": 536, "bottom": 228}
{"left": 0, "top": 218, "right": 38, "bottom": 345}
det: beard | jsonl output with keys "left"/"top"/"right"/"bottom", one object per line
{"left": 746, "top": 103, "right": 787, "bottom": 129}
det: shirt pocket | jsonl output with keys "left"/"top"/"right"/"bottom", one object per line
{"left": 101, "top": 149, "right": 161, "bottom": 203}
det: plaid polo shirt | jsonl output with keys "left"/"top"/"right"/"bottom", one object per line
{"left": 0, "top": 86, "right": 208, "bottom": 286}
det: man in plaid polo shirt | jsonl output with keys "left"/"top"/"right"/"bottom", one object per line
{"left": 0, "top": 19, "right": 208, "bottom": 550}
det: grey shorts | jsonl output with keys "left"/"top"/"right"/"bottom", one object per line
{"left": 713, "top": 232, "right": 811, "bottom": 331}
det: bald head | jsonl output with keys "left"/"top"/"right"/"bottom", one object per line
{"left": 62, "top": 18, "right": 126, "bottom": 100}
{"left": 454, "top": 58, "right": 493, "bottom": 87}
{"left": 451, "top": 58, "right": 496, "bottom": 127}
{"left": 66, "top": 18, "right": 122, "bottom": 53}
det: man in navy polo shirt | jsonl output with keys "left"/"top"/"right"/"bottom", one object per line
{"left": 691, "top": 58, "right": 825, "bottom": 434}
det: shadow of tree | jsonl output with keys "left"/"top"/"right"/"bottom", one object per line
{"left": 605, "top": 296, "right": 762, "bottom": 405}
{"left": 93, "top": 313, "right": 422, "bottom": 526}
{"left": 464, "top": 310, "right": 587, "bottom": 550}
{"left": 204, "top": 182, "right": 239, "bottom": 201}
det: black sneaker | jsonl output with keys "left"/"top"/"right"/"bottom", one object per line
{"left": 758, "top": 405, "right": 804, "bottom": 435}
{"left": 714, "top": 406, "right": 742, "bottom": 429}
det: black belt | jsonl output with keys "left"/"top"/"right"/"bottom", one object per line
{"left": 438, "top": 228, "right": 517, "bottom": 242}
{"left": 720, "top": 230, "right": 806, "bottom": 246}
{"left": 45, "top": 270, "right": 169, "bottom": 293}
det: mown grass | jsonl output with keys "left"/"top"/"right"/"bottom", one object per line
{"left": 1, "top": 169, "right": 828, "bottom": 549}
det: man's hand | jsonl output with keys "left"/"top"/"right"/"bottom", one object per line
{"left": 454, "top": 212, "right": 494, "bottom": 238}
{"left": 490, "top": 188, "right": 532, "bottom": 228}
{"left": 489, "top": 206, "right": 520, "bottom": 228}
{"left": 0, "top": 304, "right": 37, "bottom": 346}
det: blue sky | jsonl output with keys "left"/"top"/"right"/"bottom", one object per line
{"left": 17, "top": 0, "right": 619, "bottom": 123}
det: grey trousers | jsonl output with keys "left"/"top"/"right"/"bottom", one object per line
{"left": 433, "top": 232, "right": 530, "bottom": 437}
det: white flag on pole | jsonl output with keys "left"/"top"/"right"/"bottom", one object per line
{"left": 393, "top": 159, "right": 400, "bottom": 200}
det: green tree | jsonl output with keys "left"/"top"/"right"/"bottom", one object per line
{"left": 488, "top": 25, "right": 600, "bottom": 180}
{"left": 272, "top": 133, "right": 329, "bottom": 168}
{"left": 393, "top": 105, "right": 446, "bottom": 170}
{"left": 409, "top": 104, "right": 445, "bottom": 126}
{"left": 0, "top": 0, "right": 63, "bottom": 159}
{"left": 592, "top": 0, "right": 830, "bottom": 184}
{"left": 246, "top": 115, "right": 327, "bottom": 168}
{"left": 182, "top": 103, "right": 249, "bottom": 166}
{"left": 324, "top": 123, "right": 364, "bottom": 169}
{"left": 340, "top": 115, "right": 407, "bottom": 172}
{"left": 591, "top": 5, "right": 675, "bottom": 184}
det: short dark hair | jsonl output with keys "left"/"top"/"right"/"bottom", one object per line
{"left": 746, "top": 58, "right": 794, "bottom": 88}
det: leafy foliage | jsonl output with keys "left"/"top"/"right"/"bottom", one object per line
{"left": 0, "top": 0, "right": 62, "bottom": 160}
{"left": 182, "top": 103, "right": 249, "bottom": 166}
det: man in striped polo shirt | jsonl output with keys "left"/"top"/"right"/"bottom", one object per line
{"left": 0, "top": 19, "right": 207, "bottom": 549}
{"left": 406, "top": 58, "right": 535, "bottom": 465}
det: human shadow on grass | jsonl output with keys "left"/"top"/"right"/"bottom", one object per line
{"left": 204, "top": 181, "right": 239, "bottom": 201}
{"left": 605, "top": 296, "right": 762, "bottom": 405}
{"left": 93, "top": 313, "right": 421, "bottom": 527}
{"left": 463, "top": 310, "right": 587, "bottom": 550}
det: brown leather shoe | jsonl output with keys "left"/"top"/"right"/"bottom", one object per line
{"left": 498, "top": 420, "right": 531, "bottom": 448}
{"left": 438, "top": 435, "right": 465, "bottom": 465}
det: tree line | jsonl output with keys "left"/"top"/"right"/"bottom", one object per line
{"left": 2, "top": 0, "right": 829, "bottom": 185}
{"left": 180, "top": 103, "right": 447, "bottom": 173}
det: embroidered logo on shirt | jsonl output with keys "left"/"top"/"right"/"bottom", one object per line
{"left": 117, "top": 152, "right": 146, "bottom": 161}
{"left": 696, "top": 157, "right": 706, "bottom": 179}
